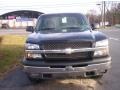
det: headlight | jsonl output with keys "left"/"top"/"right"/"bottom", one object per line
{"left": 25, "top": 43, "right": 42, "bottom": 59}
{"left": 95, "top": 39, "right": 108, "bottom": 47}
{"left": 25, "top": 43, "right": 39, "bottom": 50}
{"left": 94, "top": 39, "right": 109, "bottom": 57}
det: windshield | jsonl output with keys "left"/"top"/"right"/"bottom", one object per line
{"left": 36, "top": 14, "right": 91, "bottom": 33}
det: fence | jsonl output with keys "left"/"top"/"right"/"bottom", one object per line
{"left": 0, "top": 18, "right": 37, "bottom": 29}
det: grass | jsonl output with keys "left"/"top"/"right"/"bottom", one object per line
{"left": 0, "top": 35, "right": 26, "bottom": 75}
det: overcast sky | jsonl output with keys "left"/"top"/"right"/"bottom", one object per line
{"left": 0, "top": 0, "right": 119, "bottom": 15}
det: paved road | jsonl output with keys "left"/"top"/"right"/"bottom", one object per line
{"left": 0, "top": 29, "right": 30, "bottom": 35}
{"left": 0, "top": 27, "right": 120, "bottom": 90}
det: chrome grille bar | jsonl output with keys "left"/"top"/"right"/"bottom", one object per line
{"left": 25, "top": 47, "right": 106, "bottom": 54}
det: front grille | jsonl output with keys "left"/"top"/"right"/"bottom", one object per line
{"left": 43, "top": 41, "right": 92, "bottom": 50}
{"left": 42, "top": 41, "right": 93, "bottom": 60}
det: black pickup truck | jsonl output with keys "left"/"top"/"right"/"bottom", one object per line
{"left": 22, "top": 13, "right": 111, "bottom": 80}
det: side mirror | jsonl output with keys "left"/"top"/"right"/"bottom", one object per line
{"left": 26, "top": 26, "right": 34, "bottom": 32}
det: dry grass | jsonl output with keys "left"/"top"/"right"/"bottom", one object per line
{"left": 0, "top": 35, "right": 26, "bottom": 75}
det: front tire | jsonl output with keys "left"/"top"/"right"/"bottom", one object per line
{"left": 28, "top": 75, "right": 39, "bottom": 82}
{"left": 91, "top": 75, "right": 103, "bottom": 79}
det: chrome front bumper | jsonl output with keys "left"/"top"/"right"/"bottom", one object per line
{"left": 24, "top": 60, "right": 111, "bottom": 79}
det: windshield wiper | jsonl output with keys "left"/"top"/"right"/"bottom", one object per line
{"left": 63, "top": 26, "right": 81, "bottom": 29}
{"left": 41, "top": 27, "right": 56, "bottom": 30}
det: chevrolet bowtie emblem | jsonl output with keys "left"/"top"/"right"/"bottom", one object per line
{"left": 65, "top": 48, "right": 73, "bottom": 54}
{"left": 66, "top": 66, "right": 74, "bottom": 71}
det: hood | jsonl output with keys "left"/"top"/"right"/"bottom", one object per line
{"left": 26, "top": 31, "right": 95, "bottom": 44}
